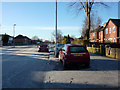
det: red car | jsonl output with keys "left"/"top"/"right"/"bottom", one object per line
{"left": 59, "top": 44, "right": 90, "bottom": 68}
{"left": 38, "top": 44, "right": 49, "bottom": 52}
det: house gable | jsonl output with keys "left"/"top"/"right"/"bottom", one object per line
{"left": 104, "top": 19, "right": 120, "bottom": 43}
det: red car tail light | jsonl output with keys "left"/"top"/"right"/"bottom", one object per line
{"left": 66, "top": 46, "right": 69, "bottom": 53}
{"left": 57, "top": 48, "right": 58, "bottom": 50}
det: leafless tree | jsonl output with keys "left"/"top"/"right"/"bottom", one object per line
{"left": 90, "top": 12, "right": 102, "bottom": 30}
{"left": 81, "top": 11, "right": 102, "bottom": 37}
{"left": 69, "top": 0, "right": 108, "bottom": 40}
{"left": 52, "top": 30, "right": 63, "bottom": 43}
{"left": 32, "top": 36, "right": 40, "bottom": 40}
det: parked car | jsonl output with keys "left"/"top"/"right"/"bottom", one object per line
{"left": 54, "top": 43, "right": 65, "bottom": 57}
{"left": 38, "top": 44, "right": 49, "bottom": 52}
{"left": 59, "top": 44, "right": 90, "bottom": 68}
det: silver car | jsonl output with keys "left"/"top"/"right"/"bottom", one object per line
{"left": 54, "top": 43, "right": 65, "bottom": 57}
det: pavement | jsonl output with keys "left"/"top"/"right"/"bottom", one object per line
{"left": 1, "top": 45, "right": 119, "bottom": 88}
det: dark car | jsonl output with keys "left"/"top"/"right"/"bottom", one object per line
{"left": 59, "top": 44, "right": 90, "bottom": 68}
{"left": 38, "top": 44, "right": 49, "bottom": 52}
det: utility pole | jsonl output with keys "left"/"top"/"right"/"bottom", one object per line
{"left": 55, "top": 0, "right": 57, "bottom": 57}
{"left": 0, "top": 24, "right": 2, "bottom": 46}
{"left": 13, "top": 24, "right": 16, "bottom": 47}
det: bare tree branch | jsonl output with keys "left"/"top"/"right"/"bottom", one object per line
{"left": 68, "top": 1, "right": 109, "bottom": 40}
{"left": 80, "top": 2, "right": 86, "bottom": 11}
{"left": 99, "top": 2, "right": 109, "bottom": 7}
{"left": 69, "top": 2, "right": 76, "bottom": 7}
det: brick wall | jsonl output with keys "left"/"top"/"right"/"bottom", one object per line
{"left": 90, "top": 32, "right": 98, "bottom": 42}
{"left": 104, "top": 20, "right": 118, "bottom": 43}
{"left": 100, "top": 30, "right": 104, "bottom": 43}
{"left": 14, "top": 38, "right": 31, "bottom": 45}
{"left": 87, "top": 46, "right": 120, "bottom": 59}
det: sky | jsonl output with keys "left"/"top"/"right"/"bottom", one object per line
{"left": 1, "top": 1, "right": 119, "bottom": 41}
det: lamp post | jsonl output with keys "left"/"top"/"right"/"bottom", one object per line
{"left": 55, "top": 0, "right": 57, "bottom": 57}
{"left": 13, "top": 24, "right": 16, "bottom": 47}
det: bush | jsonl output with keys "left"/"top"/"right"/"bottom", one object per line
{"left": 2, "top": 34, "right": 9, "bottom": 46}
{"left": 71, "top": 39, "right": 90, "bottom": 46}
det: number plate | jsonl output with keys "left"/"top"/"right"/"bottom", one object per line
{"left": 74, "top": 54, "right": 83, "bottom": 56}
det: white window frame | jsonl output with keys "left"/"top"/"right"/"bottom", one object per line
{"left": 113, "top": 26, "right": 115, "bottom": 33}
{"left": 109, "top": 28, "right": 111, "bottom": 34}
{"left": 114, "top": 38, "right": 116, "bottom": 42}
{"left": 93, "top": 33, "right": 95, "bottom": 36}
{"left": 99, "top": 32, "right": 100, "bottom": 36}
{"left": 108, "top": 38, "right": 112, "bottom": 42}
{"left": 106, "top": 28, "right": 108, "bottom": 34}
{"left": 106, "top": 39, "right": 107, "bottom": 42}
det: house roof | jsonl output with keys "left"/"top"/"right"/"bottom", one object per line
{"left": 110, "top": 19, "right": 120, "bottom": 27}
{"left": 90, "top": 25, "right": 103, "bottom": 33}
{"left": 15, "top": 35, "right": 31, "bottom": 40}
{"left": 102, "top": 18, "right": 120, "bottom": 31}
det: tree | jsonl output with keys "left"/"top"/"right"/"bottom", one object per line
{"left": 32, "top": 36, "right": 40, "bottom": 41}
{"left": 52, "top": 30, "right": 63, "bottom": 43}
{"left": 69, "top": 1, "right": 108, "bottom": 40}
{"left": 71, "top": 35, "right": 76, "bottom": 39}
{"left": 90, "top": 12, "right": 102, "bottom": 30}
{"left": 81, "top": 12, "right": 102, "bottom": 38}
{"left": 2, "top": 34, "right": 9, "bottom": 46}
{"left": 44, "top": 40, "right": 51, "bottom": 43}
{"left": 63, "top": 34, "right": 71, "bottom": 44}
{"left": 31, "top": 36, "right": 42, "bottom": 44}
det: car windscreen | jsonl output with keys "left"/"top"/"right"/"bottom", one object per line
{"left": 40, "top": 45, "right": 47, "bottom": 47}
{"left": 58, "top": 44, "right": 64, "bottom": 47}
{"left": 69, "top": 46, "right": 87, "bottom": 53}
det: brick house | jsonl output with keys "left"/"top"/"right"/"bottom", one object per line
{"left": 98, "top": 27, "right": 105, "bottom": 43}
{"left": 104, "top": 19, "right": 120, "bottom": 43}
{"left": 14, "top": 35, "right": 32, "bottom": 45}
{"left": 90, "top": 25, "right": 103, "bottom": 42}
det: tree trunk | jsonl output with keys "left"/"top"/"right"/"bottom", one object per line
{"left": 87, "top": 13, "right": 90, "bottom": 40}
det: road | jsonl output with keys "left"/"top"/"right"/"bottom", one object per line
{"left": 1, "top": 45, "right": 119, "bottom": 88}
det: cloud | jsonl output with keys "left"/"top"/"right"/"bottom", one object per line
{"left": 35, "top": 26, "right": 82, "bottom": 30}
{"left": 2, "top": 26, "right": 82, "bottom": 31}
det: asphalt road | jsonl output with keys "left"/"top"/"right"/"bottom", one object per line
{"left": 1, "top": 45, "right": 119, "bottom": 88}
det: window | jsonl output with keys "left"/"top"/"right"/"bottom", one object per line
{"left": 99, "top": 32, "right": 100, "bottom": 36}
{"left": 106, "top": 39, "right": 108, "bottom": 42}
{"left": 109, "top": 28, "right": 111, "bottom": 34}
{"left": 108, "top": 38, "right": 112, "bottom": 42}
{"left": 114, "top": 38, "right": 116, "bottom": 42}
{"left": 113, "top": 26, "right": 115, "bottom": 33}
{"left": 58, "top": 43, "right": 65, "bottom": 47}
{"left": 69, "top": 46, "right": 87, "bottom": 53}
{"left": 62, "top": 45, "right": 67, "bottom": 52}
{"left": 40, "top": 45, "right": 48, "bottom": 47}
{"left": 106, "top": 28, "right": 108, "bottom": 34}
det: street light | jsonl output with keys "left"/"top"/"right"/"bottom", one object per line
{"left": 55, "top": 0, "right": 57, "bottom": 57}
{"left": 13, "top": 24, "right": 16, "bottom": 47}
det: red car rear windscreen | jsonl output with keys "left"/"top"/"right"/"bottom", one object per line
{"left": 69, "top": 46, "right": 87, "bottom": 53}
